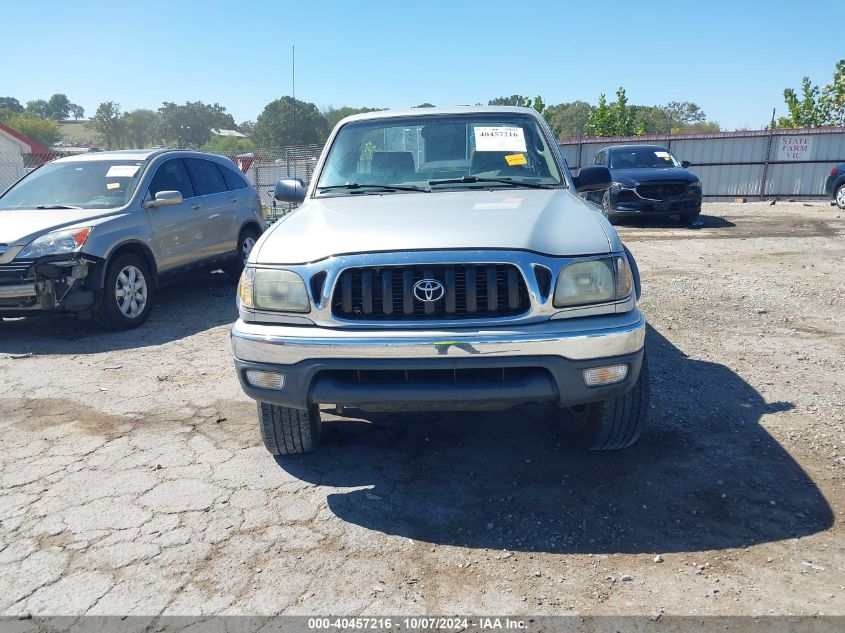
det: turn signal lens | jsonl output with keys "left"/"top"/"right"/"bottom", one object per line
{"left": 583, "top": 364, "right": 628, "bottom": 386}
{"left": 616, "top": 256, "right": 633, "bottom": 299}
{"left": 245, "top": 370, "right": 286, "bottom": 390}
{"left": 238, "top": 267, "right": 255, "bottom": 308}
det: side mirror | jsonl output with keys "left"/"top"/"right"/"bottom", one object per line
{"left": 681, "top": 160, "right": 691, "bottom": 169}
{"left": 274, "top": 178, "right": 306, "bottom": 203}
{"left": 572, "top": 166, "right": 612, "bottom": 194}
{"left": 144, "top": 190, "right": 183, "bottom": 208}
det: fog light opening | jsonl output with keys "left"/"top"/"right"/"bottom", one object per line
{"left": 245, "top": 370, "right": 286, "bottom": 390}
{"left": 583, "top": 364, "right": 628, "bottom": 386}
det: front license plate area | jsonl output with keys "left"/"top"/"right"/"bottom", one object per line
{"left": 654, "top": 201, "right": 671, "bottom": 211}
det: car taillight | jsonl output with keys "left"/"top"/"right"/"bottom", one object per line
{"left": 833, "top": 168, "right": 839, "bottom": 175}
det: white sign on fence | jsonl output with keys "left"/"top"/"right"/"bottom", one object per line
{"left": 777, "top": 136, "right": 813, "bottom": 161}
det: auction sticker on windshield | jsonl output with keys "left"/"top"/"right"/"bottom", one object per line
{"left": 106, "top": 165, "right": 140, "bottom": 178}
{"left": 474, "top": 126, "right": 527, "bottom": 152}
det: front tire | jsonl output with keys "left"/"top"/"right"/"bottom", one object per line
{"left": 601, "top": 190, "right": 617, "bottom": 224}
{"left": 93, "top": 253, "right": 154, "bottom": 330}
{"left": 836, "top": 184, "right": 845, "bottom": 210}
{"left": 257, "top": 402, "right": 322, "bottom": 455}
{"left": 680, "top": 210, "right": 701, "bottom": 224}
{"left": 558, "top": 353, "right": 650, "bottom": 450}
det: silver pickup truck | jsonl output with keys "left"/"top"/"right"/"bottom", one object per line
{"left": 231, "top": 107, "right": 648, "bottom": 455}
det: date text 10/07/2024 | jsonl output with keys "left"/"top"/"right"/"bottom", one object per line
{"left": 307, "top": 618, "right": 527, "bottom": 630}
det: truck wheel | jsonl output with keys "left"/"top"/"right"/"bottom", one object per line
{"left": 257, "top": 402, "right": 321, "bottom": 455}
{"left": 559, "top": 353, "right": 650, "bottom": 450}
{"left": 836, "top": 184, "right": 845, "bottom": 210}
{"left": 93, "top": 253, "right": 154, "bottom": 330}
{"left": 225, "top": 227, "right": 260, "bottom": 278}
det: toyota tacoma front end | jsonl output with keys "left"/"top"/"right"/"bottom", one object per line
{"left": 231, "top": 107, "right": 648, "bottom": 455}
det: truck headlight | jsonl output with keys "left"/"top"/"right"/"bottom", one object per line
{"left": 553, "top": 256, "right": 633, "bottom": 308}
{"left": 252, "top": 269, "right": 310, "bottom": 312}
{"left": 17, "top": 227, "right": 92, "bottom": 258}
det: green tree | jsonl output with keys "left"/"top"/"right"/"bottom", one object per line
{"left": 612, "top": 87, "right": 634, "bottom": 136}
{"left": 25, "top": 99, "right": 50, "bottom": 118}
{"left": 0, "top": 97, "right": 24, "bottom": 114}
{"left": 237, "top": 120, "right": 255, "bottom": 136}
{"left": 542, "top": 101, "right": 593, "bottom": 137}
{"left": 46, "top": 93, "right": 71, "bottom": 120}
{"left": 202, "top": 134, "right": 256, "bottom": 154}
{"left": 532, "top": 95, "right": 545, "bottom": 115}
{"left": 488, "top": 95, "right": 532, "bottom": 107}
{"left": 323, "top": 106, "right": 382, "bottom": 130}
{"left": 89, "top": 102, "right": 125, "bottom": 149}
{"left": 586, "top": 93, "right": 613, "bottom": 136}
{"left": 4, "top": 114, "right": 61, "bottom": 147}
{"left": 124, "top": 109, "right": 162, "bottom": 148}
{"left": 820, "top": 59, "right": 845, "bottom": 126}
{"left": 414, "top": 102, "right": 435, "bottom": 108}
{"left": 69, "top": 104, "right": 85, "bottom": 121}
{"left": 158, "top": 101, "right": 237, "bottom": 148}
{"left": 252, "top": 97, "right": 329, "bottom": 147}
{"left": 778, "top": 60, "right": 845, "bottom": 127}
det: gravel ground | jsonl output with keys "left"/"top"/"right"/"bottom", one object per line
{"left": 0, "top": 201, "right": 842, "bottom": 616}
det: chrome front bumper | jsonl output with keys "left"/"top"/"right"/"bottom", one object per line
{"left": 231, "top": 309, "right": 646, "bottom": 365}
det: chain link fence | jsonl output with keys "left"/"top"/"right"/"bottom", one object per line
{"left": 0, "top": 151, "right": 58, "bottom": 194}
{"left": 219, "top": 144, "right": 324, "bottom": 223}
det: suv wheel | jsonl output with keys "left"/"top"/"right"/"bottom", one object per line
{"left": 557, "top": 353, "right": 649, "bottom": 450}
{"left": 94, "top": 253, "right": 154, "bottom": 330}
{"left": 601, "top": 190, "right": 617, "bottom": 224}
{"left": 257, "top": 402, "right": 322, "bottom": 455}
{"left": 225, "top": 227, "right": 260, "bottom": 277}
{"left": 680, "top": 210, "right": 701, "bottom": 224}
{"left": 836, "top": 184, "right": 845, "bottom": 210}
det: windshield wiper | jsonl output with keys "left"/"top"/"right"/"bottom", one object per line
{"left": 428, "top": 176, "right": 554, "bottom": 190}
{"left": 34, "top": 204, "right": 83, "bottom": 210}
{"left": 318, "top": 183, "right": 429, "bottom": 193}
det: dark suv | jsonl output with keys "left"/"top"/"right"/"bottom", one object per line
{"left": 825, "top": 163, "right": 845, "bottom": 209}
{"left": 587, "top": 145, "right": 702, "bottom": 224}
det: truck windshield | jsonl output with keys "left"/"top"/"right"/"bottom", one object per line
{"left": 0, "top": 160, "right": 146, "bottom": 210}
{"left": 316, "top": 113, "right": 564, "bottom": 195}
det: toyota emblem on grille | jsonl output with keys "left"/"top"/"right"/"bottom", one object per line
{"left": 413, "top": 279, "right": 445, "bottom": 302}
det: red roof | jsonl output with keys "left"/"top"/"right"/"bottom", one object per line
{"left": 0, "top": 121, "right": 51, "bottom": 154}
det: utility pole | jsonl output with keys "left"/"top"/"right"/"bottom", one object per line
{"left": 292, "top": 45, "right": 296, "bottom": 147}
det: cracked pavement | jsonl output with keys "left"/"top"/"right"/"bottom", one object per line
{"left": 0, "top": 202, "right": 843, "bottom": 616}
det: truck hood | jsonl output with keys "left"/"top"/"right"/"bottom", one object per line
{"left": 0, "top": 208, "right": 120, "bottom": 247}
{"left": 257, "top": 189, "right": 613, "bottom": 264}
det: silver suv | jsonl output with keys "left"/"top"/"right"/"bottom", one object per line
{"left": 231, "top": 107, "right": 647, "bottom": 454}
{"left": 0, "top": 149, "right": 265, "bottom": 329}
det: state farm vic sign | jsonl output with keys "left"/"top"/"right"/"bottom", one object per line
{"left": 776, "top": 136, "right": 812, "bottom": 161}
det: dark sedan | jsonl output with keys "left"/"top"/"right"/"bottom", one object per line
{"left": 586, "top": 145, "right": 702, "bottom": 224}
{"left": 824, "top": 163, "right": 845, "bottom": 209}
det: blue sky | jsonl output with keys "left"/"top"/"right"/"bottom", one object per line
{"left": 1, "top": 0, "right": 838, "bottom": 130}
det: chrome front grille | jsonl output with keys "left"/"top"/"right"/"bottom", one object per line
{"left": 331, "top": 263, "right": 530, "bottom": 321}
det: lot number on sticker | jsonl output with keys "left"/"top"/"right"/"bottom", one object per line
{"left": 505, "top": 154, "right": 527, "bottom": 166}
{"left": 106, "top": 165, "right": 140, "bottom": 178}
{"left": 474, "top": 127, "right": 527, "bottom": 152}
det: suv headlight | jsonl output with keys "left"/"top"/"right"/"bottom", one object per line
{"left": 553, "top": 256, "right": 633, "bottom": 308}
{"left": 239, "top": 267, "right": 310, "bottom": 312}
{"left": 17, "top": 227, "right": 92, "bottom": 259}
